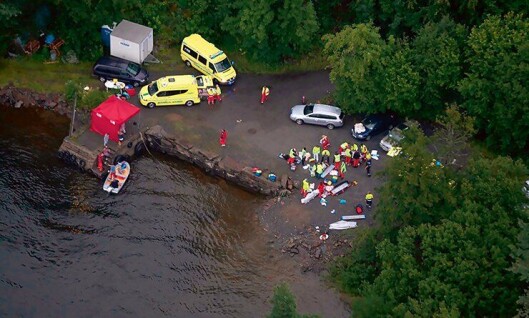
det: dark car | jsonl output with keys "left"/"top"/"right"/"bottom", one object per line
{"left": 351, "top": 113, "right": 398, "bottom": 140}
{"left": 92, "top": 56, "right": 149, "bottom": 87}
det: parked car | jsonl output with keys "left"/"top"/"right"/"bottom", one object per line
{"left": 92, "top": 56, "right": 149, "bottom": 87}
{"left": 351, "top": 113, "right": 398, "bottom": 140}
{"left": 380, "top": 121, "right": 412, "bottom": 152}
{"left": 290, "top": 104, "right": 344, "bottom": 130}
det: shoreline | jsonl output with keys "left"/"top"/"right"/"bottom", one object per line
{"left": 0, "top": 83, "right": 351, "bottom": 290}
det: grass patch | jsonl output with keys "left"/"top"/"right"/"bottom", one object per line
{"left": 0, "top": 45, "right": 328, "bottom": 95}
{"left": 0, "top": 57, "right": 93, "bottom": 93}
{"left": 226, "top": 50, "right": 327, "bottom": 74}
{"left": 150, "top": 45, "right": 328, "bottom": 74}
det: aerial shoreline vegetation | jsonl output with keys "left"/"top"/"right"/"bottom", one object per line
{"left": 1, "top": 1, "right": 528, "bottom": 316}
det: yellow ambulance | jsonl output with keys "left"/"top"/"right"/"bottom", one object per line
{"left": 139, "top": 75, "right": 201, "bottom": 108}
{"left": 181, "top": 34, "right": 237, "bottom": 85}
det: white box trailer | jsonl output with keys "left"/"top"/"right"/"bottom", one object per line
{"left": 110, "top": 20, "right": 153, "bottom": 64}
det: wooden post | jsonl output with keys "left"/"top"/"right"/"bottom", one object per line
{"left": 69, "top": 93, "right": 77, "bottom": 137}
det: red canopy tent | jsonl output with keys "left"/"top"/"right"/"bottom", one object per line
{"left": 90, "top": 95, "right": 140, "bottom": 142}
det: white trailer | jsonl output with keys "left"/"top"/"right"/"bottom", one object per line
{"left": 110, "top": 20, "right": 153, "bottom": 64}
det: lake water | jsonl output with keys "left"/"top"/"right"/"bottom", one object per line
{"left": 0, "top": 106, "right": 349, "bottom": 318}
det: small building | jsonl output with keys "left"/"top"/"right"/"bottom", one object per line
{"left": 110, "top": 20, "right": 153, "bottom": 64}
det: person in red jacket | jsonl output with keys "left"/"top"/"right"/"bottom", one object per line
{"left": 219, "top": 129, "right": 227, "bottom": 147}
{"left": 320, "top": 135, "right": 330, "bottom": 150}
{"left": 260, "top": 86, "right": 270, "bottom": 104}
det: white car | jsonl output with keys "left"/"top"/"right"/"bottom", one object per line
{"left": 379, "top": 122, "right": 410, "bottom": 152}
{"left": 290, "top": 104, "right": 344, "bottom": 130}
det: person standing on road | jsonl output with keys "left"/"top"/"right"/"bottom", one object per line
{"left": 316, "top": 163, "right": 324, "bottom": 178}
{"left": 207, "top": 88, "right": 216, "bottom": 105}
{"left": 260, "top": 86, "right": 270, "bottom": 104}
{"left": 365, "top": 192, "right": 374, "bottom": 208}
{"left": 360, "top": 143, "right": 369, "bottom": 161}
{"left": 321, "top": 148, "right": 331, "bottom": 165}
{"left": 300, "top": 147, "right": 307, "bottom": 165}
{"left": 333, "top": 151, "right": 341, "bottom": 170}
{"left": 320, "top": 135, "right": 330, "bottom": 150}
{"left": 340, "top": 161, "right": 347, "bottom": 179}
{"left": 215, "top": 84, "right": 222, "bottom": 102}
{"left": 302, "top": 178, "right": 310, "bottom": 198}
{"left": 312, "top": 145, "right": 321, "bottom": 162}
{"left": 365, "top": 153, "right": 372, "bottom": 177}
{"left": 344, "top": 147, "right": 352, "bottom": 166}
{"left": 339, "top": 142, "right": 349, "bottom": 154}
{"left": 219, "top": 129, "right": 227, "bottom": 147}
{"left": 353, "top": 150, "right": 361, "bottom": 168}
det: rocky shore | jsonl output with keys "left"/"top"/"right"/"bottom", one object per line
{"left": 0, "top": 84, "right": 71, "bottom": 116}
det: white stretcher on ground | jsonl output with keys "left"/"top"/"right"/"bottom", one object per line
{"left": 341, "top": 215, "right": 366, "bottom": 220}
{"left": 329, "top": 220, "right": 357, "bottom": 230}
{"left": 321, "top": 164, "right": 334, "bottom": 178}
{"left": 301, "top": 190, "right": 319, "bottom": 204}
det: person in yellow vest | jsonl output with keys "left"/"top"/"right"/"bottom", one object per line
{"left": 207, "top": 88, "right": 216, "bottom": 105}
{"left": 344, "top": 147, "right": 352, "bottom": 165}
{"left": 352, "top": 143, "right": 359, "bottom": 152}
{"left": 302, "top": 178, "right": 310, "bottom": 197}
{"left": 339, "top": 142, "right": 349, "bottom": 154}
{"left": 340, "top": 161, "right": 347, "bottom": 179}
{"left": 316, "top": 163, "right": 324, "bottom": 178}
{"left": 312, "top": 145, "right": 321, "bottom": 162}
{"left": 321, "top": 149, "right": 331, "bottom": 165}
{"left": 365, "top": 192, "right": 374, "bottom": 208}
{"left": 260, "top": 86, "right": 270, "bottom": 104}
{"left": 215, "top": 84, "right": 222, "bottom": 102}
{"left": 333, "top": 152, "right": 341, "bottom": 170}
{"left": 360, "top": 143, "right": 368, "bottom": 161}
{"left": 289, "top": 148, "right": 297, "bottom": 159}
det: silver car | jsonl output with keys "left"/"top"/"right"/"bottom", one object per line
{"left": 380, "top": 122, "right": 410, "bottom": 152}
{"left": 290, "top": 104, "right": 344, "bottom": 130}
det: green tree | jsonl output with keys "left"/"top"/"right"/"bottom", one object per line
{"left": 512, "top": 222, "right": 529, "bottom": 317}
{"left": 431, "top": 104, "right": 476, "bottom": 167}
{"left": 322, "top": 23, "right": 386, "bottom": 114}
{"left": 459, "top": 13, "right": 529, "bottom": 155}
{"left": 377, "top": 0, "right": 529, "bottom": 36}
{"left": 411, "top": 18, "right": 466, "bottom": 118}
{"left": 268, "top": 283, "right": 318, "bottom": 318}
{"left": 378, "top": 37, "right": 421, "bottom": 114}
{"left": 0, "top": 0, "right": 23, "bottom": 53}
{"left": 375, "top": 130, "right": 457, "bottom": 234}
{"left": 354, "top": 154, "right": 528, "bottom": 316}
{"left": 224, "top": 0, "right": 319, "bottom": 63}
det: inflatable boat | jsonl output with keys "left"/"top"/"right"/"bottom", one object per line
{"left": 103, "top": 161, "right": 130, "bottom": 194}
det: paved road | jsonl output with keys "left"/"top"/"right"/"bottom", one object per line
{"left": 81, "top": 70, "right": 392, "bottom": 234}
{"left": 135, "top": 70, "right": 390, "bottom": 233}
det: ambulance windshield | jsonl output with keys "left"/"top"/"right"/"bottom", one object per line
{"left": 214, "top": 58, "right": 232, "bottom": 73}
{"left": 148, "top": 82, "right": 158, "bottom": 95}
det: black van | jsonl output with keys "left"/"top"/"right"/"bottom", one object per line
{"left": 92, "top": 56, "right": 149, "bottom": 87}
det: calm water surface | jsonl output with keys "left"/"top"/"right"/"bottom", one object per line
{"left": 0, "top": 106, "right": 349, "bottom": 318}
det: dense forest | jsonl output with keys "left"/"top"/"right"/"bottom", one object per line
{"left": 1, "top": 1, "right": 528, "bottom": 316}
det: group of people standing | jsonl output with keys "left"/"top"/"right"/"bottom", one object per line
{"left": 207, "top": 85, "right": 223, "bottom": 105}
{"left": 286, "top": 134, "right": 375, "bottom": 208}
{"left": 285, "top": 135, "right": 373, "bottom": 178}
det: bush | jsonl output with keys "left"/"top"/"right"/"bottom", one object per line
{"left": 78, "top": 89, "right": 110, "bottom": 111}
{"left": 64, "top": 80, "right": 81, "bottom": 102}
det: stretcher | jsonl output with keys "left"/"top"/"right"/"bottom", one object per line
{"left": 321, "top": 164, "right": 334, "bottom": 178}
{"left": 329, "top": 220, "right": 357, "bottom": 230}
{"left": 331, "top": 181, "right": 350, "bottom": 196}
{"left": 301, "top": 190, "right": 319, "bottom": 204}
{"left": 341, "top": 215, "right": 366, "bottom": 220}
